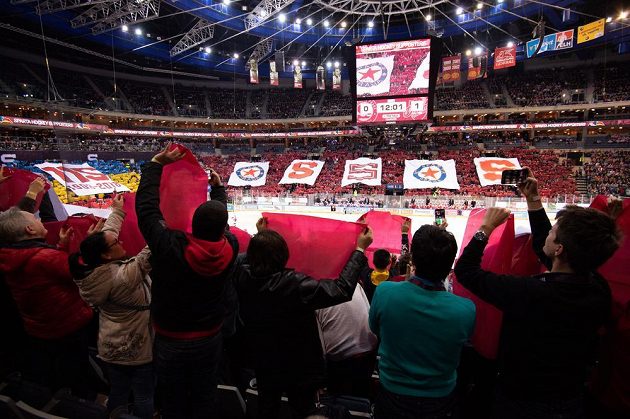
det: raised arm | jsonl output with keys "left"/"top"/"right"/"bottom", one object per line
{"left": 101, "top": 194, "right": 126, "bottom": 237}
{"left": 16, "top": 177, "right": 47, "bottom": 214}
{"left": 518, "top": 168, "right": 552, "bottom": 270}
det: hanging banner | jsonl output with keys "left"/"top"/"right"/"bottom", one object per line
{"left": 249, "top": 59, "right": 259, "bottom": 84}
{"left": 316, "top": 65, "right": 326, "bottom": 90}
{"left": 403, "top": 159, "right": 460, "bottom": 190}
{"left": 467, "top": 55, "right": 487, "bottom": 80}
{"left": 577, "top": 19, "right": 605, "bottom": 44}
{"left": 341, "top": 157, "right": 382, "bottom": 187}
{"left": 34, "top": 163, "right": 130, "bottom": 196}
{"left": 279, "top": 160, "right": 325, "bottom": 186}
{"left": 355, "top": 55, "right": 395, "bottom": 96}
{"left": 227, "top": 162, "right": 269, "bottom": 187}
{"left": 269, "top": 60, "right": 279, "bottom": 86}
{"left": 555, "top": 29, "right": 574, "bottom": 50}
{"left": 473, "top": 157, "right": 521, "bottom": 186}
{"left": 441, "top": 55, "right": 461, "bottom": 84}
{"left": 493, "top": 45, "right": 516, "bottom": 70}
{"left": 332, "top": 68, "right": 342, "bottom": 90}
{"left": 526, "top": 33, "right": 558, "bottom": 58}
{"left": 293, "top": 65, "right": 303, "bottom": 89}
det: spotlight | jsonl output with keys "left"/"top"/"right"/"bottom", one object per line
{"left": 477, "top": 2, "right": 483, "bottom": 10}
{"left": 302, "top": 61, "right": 306, "bottom": 67}
{"left": 134, "top": 28, "right": 142, "bottom": 35}
{"left": 121, "top": 25, "right": 129, "bottom": 32}
{"left": 465, "top": 49, "right": 472, "bottom": 56}
{"left": 296, "top": 18, "right": 302, "bottom": 24}
{"left": 368, "top": 21, "right": 374, "bottom": 28}
{"left": 233, "top": 53, "right": 239, "bottom": 59}
{"left": 456, "top": 7, "right": 463, "bottom": 15}
{"left": 260, "top": 10, "right": 267, "bottom": 18}
{"left": 474, "top": 46, "right": 482, "bottom": 55}
{"left": 204, "top": 47, "right": 211, "bottom": 53}
{"left": 341, "top": 21, "right": 347, "bottom": 28}
{"left": 293, "top": 59, "right": 299, "bottom": 66}
{"left": 606, "top": 17, "right": 612, "bottom": 23}
{"left": 306, "top": 18, "right": 313, "bottom": 25}
{"left": 323, "top": 20, "right": 330, "bottom": 27}
{"left": 326, "top": 61, "right": 332, "bottom": 68}
{"left": 507, "top": 41, "right": 514, "bottom": 48}
{"left": 278, "top": 13, "right": 286, "bottom": 23}
{"left": 425, "top": 14, "right": 432, "bottom": 21}
{"left": 334, "top": 61, "right": 340, "bottom": 68}
{"left": 222, "top": 0, "right": 230, "bottom": 4}
{"left": 498, "top": 0, "right": 504, "bottom": 3}
{"left": 620, "top": 11, "right": 629, "bottom": 20}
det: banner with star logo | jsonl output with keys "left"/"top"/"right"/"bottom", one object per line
{"left": 403, "top": 159, "right": 460, "bottom": 190}
{"left": 228, "top": 162, "right": 269, "bottom": 187}
{"left": 341, "top": 157, "right": 382, "bottom": 187}
{"left": 356, "top": 55, "right": 394, "bottom": 97}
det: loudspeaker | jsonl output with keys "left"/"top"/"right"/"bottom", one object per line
{"left": 275, "top": 51, "right": 285, "bottom": 72}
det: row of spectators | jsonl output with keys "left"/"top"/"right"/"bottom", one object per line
{"left": 584, "top": 150, "right": 630, "bottom": 196}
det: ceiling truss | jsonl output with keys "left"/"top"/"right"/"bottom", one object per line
{"left": 170, "top": 19, "right": 215, "bottom": 57}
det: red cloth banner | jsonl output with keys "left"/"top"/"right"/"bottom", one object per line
{"left": 118, "top": 193, "right": 146, "bottom": 257}
{"left": 467, "top": 55, "right": 487, "bottom": 80}
{"left": 262, "top": 212, "right": 365, "bottom": 279}
{"left": 453, "top": 208, "right": 515, "bottom": 359}
{"left": 45, "top": 215, "right": 101, "bottom": 254}
{"left": 356, "top": 210, "right": 410, "bottom": 268}
{"left": 493, "top": 46, "right": 516, "bottom": 70}
{"left": 229, "top": 226, "right": 252, "bottom": 254}
{"left": 0, "top": 168, "right": 49, "bottom": 212}
{"left": 441, "top": 55, "right": 461, "bottom": 83}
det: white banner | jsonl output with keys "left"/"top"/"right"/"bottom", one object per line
{"left": 474, "top": 157, "right": 521, "bottom": 186}
{"left": 228, "top": 162, "right": 269, "bottom": 187}
{"left": 408, "top": 52, "right": 431, "bottom": 91}
{"left": 403, "top": 159, "right": 460, "bottom": 190}
{"left": 34, "top": 163, "right": 130, "bottom": 196}
{"left": 279, "top": 160, "right": 325, "bottom": 186}
{"left": 341, "top": 158, "right": 382, "bottom": 187}
{"left": 356, "top": 55, "right": 394, "bottom": 96}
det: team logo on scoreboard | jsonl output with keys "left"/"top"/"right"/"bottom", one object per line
{"left": 357, "top": 62, "right": 389, "bottom": 88}
{"left": 413, "top": 164, "right": 447, "bottom": 182}
{"left": 236, "top": 165, "right": 265, "bottom": 181}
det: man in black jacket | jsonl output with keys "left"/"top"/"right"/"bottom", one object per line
{"left": 454, "top": 168, "right": 619, "bottom": 419}
{"left": 234, "top": 218, "right": 372, "bottom": 419}
{"left": 136, "top": 145, "right": 239, "bottom": 419}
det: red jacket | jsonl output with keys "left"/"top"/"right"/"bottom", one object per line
{"left": 0, "top": 239, "right": 93, "bottom": 339}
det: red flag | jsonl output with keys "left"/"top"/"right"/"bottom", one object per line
{"left": 511, "top": 233, "right": 546, "bottom": 276}
{"left": 118, "top": 193, "right": 147, "bottom": 257}
{"left": 229, "top": 226, "right": 251, "bottom": 254}
{"left": 262, "top": 212, "right": 365, "bottom": 279}
{"left": 357, "top": 210, "right": 410, "bottom": 269}
{"left": 453, "top": 208, "right": 515, "bottom": 359}
{"left": 0, "top": 168, "right": 50, "bottom": 212}
{"left": 44, "top": 215, "right": 102, "bottom": 254}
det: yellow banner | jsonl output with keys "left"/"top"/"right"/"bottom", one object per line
{"left": 577, "top": 19, "right": 605, "bottom": 44}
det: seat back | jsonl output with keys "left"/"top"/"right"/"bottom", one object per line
{"left": 217, "top": 385, "right": 246, "bottom": 419}
{"left": 0, "top": 395, "right": 26, "bottom": 419}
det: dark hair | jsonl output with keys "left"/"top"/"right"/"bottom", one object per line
{"left": 411, "top": 225, "right": 458, "bottom": 283}
{"left": 373, "top": 249, "right": 391, "bottom": 270}
{"left": 79, "top": 232, "right": 108, "bottom": 267}
{"left": 247, "top": 230, "right": 289, "bottom": 277}
{"left": 554, "top": 206, "right": 621, "bottom": 273}
{"left": 192, "top": 201, "right": 228, "bottom": 241}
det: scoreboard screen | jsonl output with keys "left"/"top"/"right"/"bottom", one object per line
{"left": 356, "top": 97, "right": 429, "bottom": 124}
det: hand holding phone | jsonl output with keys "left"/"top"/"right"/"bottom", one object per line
{"left": 434, "top": 208, "right": 446, "bottom": 226}
{"left": 501, "top": 169, "right": 527, "bottom": 185}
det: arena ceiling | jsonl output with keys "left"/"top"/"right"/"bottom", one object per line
{"left": 1, "top": 0, "right": 628, "bottom": 79}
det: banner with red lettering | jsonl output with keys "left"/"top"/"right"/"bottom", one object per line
{"left": 473, "top": 157, "right": 521, "bottom": 186}
{"left": 493, "top": 45, "right": 516, "bottom": 70}
{"left": 441, "top": 55, "right": 461, "bottom": 83}
{"left": 34, "top": 163, "right": 130, "bottom": 196}
{"left": 453, "top": 208, "right": 516, "bottom": 359}
{"left": 341, "top": 157, "right": 382, "bottom": 187}
{"left": 467, "top": 55, "right": 487, "bottom": 80}
{"left": 0, "top": 167, "right": 49, "bottom": 211}
{"left": 262, "top": 212, "right": 365, "bottom": 278}
{"left": 279, "top": 160, "right": 325, "bottom": 186}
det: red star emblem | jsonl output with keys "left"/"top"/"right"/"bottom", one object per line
{"left": 359, "top": 67, "right": 380, "bottom": 81}
{"left": 422, "top": 167, "right": 439, "bottom": 179}
{"left": 243, "top": 168, "right": 258, "bottom": 176}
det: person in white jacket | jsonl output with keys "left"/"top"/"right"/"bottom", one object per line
{"left": 69, "top": 195, "right": 154, "bottom": 419}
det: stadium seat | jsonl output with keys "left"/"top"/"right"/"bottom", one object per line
{"left": 0, "top": 373, "right": 53, "bottom": 410}
{"left": 45, "top": 392, "right": 107, "bottom": 419}
{"left": 0, "top": 394, "right": 26, "bottom": 419}
{"left": 217, "top": 384, "right": 246, "bottom": 419}
{"left": 15, "top": 401, "right": 64, "bottom": 419}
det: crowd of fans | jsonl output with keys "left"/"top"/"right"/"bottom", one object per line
{"left": 593, "top": 64, "right": 630, "bottom": 102}
{"left": 435, "top": 80, "right": 490, "bottom": 110}
{"left": 500, "top": 68, "right": 587, "bottom": 107}
{"left": 584, "top": 150, "right": 630, "bottom": 196}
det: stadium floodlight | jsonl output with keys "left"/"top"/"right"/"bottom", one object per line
{"left": 233, "top": 53, "right": 239, "bottom": 59}
{"left": 295, "top": 18, "right": 301, "bottom": 24}
{"left": 134, "top": 28, "right": 142, "bottom": 35}
{"left": 340, "top": 21, "right": 347, "bottom": 28}
{"left": 334, "top": 61, "right": 340, "bottom": 68}
{"left": 278, "top": 13, "right": 286, "bottom": 23}
{"left": 465, "top": 49, "right": 472, "bottom": 56}
{"left": 121, "top": 25, "right": 129, "bottom": 32}
{"left": 367, "top": 20, "right": 374, "bottom": 28}
{"left": 242, "top": 5, "right": 247, "bottom": 11}
{"left": 323, "top": 20, "right": 330, "bottom": 27}
{"left": 306, "top": 18, "right": 313, "bottom": 25}
{"left": 620, "top": 11, "right": 629, "bottom": 20}
{"left": 456, "top": 7, "right": 464, "bottom": 15}
{"left": 606, "top": 17, "right": 612, "bottom": 23}
{"left": 476, "top": 2, "right": 483, "bottom": 10}
{"left": 326, "top": 61, "right": 332, "bottom": 68}
{"left": 260, "top": 10, "right": 267, "bottom": 17}
{"left": 223, "top": 0, "right": 230, "bottom": 5}
{"left": 71, "top": 0, "right": 160, "bottom": 34}
{"left": 507, "top": 41, "right": 514, "bottom": 47}
{"left": 474, "top": 46, "right": 482, "bottom": 55}
{"left": 425, "top": 14, "right": 431, "bottom": 21}
{"left": 244, "top": 0, "right": 295, "bottom": 30}
{"left": 293, "top": 59, "right": 299, "bottom": 66}
{"left": 204, "top": 46, "right": 211, "bottom": 53}
{"left": 302, "top": 60, "right": 306, "bottom": 67}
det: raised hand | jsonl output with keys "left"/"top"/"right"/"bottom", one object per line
{"left": 87, "top": 219, "right": 105, "bottom": 236}
{"left": 152, "top": 143, "right": 186, "bottom": 165}
{"left": 357, "top": 226, "right": 374, "bottom": 251}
